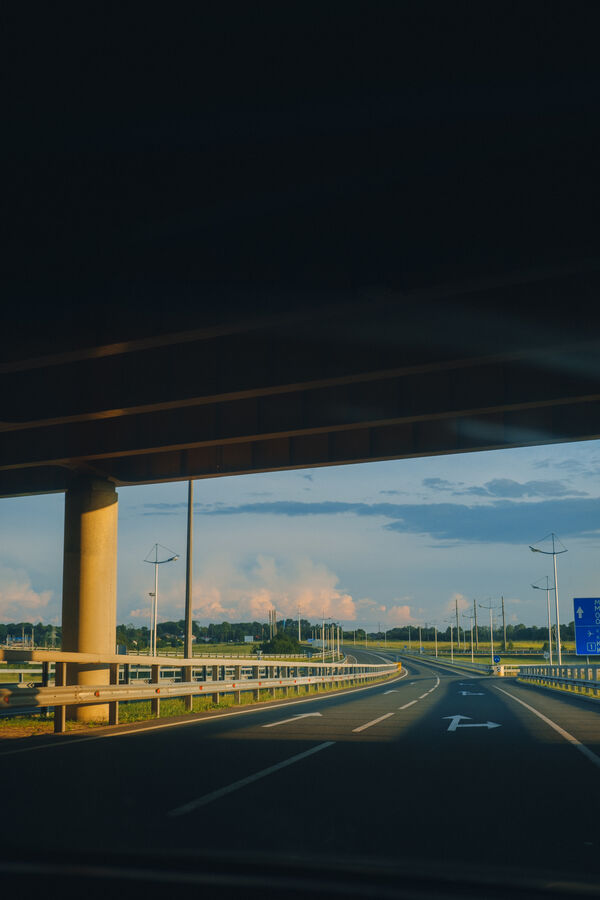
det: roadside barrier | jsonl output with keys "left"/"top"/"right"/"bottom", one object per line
{"left": 518, "top": 664, "right": 600, "bottom": 698}
{"left": 0, "top": 649, "right": 398, "bottom": 732}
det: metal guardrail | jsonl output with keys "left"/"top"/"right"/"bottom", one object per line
{"left": 400, "top": 651, "right": 520, "bottom": 677}
{"left": 0, "top": 651, "right": 399, "bottom": 732}
{"left": 518, "top": 664, "right": 600, "bottom": 697}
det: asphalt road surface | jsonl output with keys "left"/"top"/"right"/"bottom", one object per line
{"left": 2, "top": 648, "right": 600, "bottom": 891}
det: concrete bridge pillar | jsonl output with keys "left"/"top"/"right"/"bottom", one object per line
{"left": 62, "top": 478, "right": 118, "bottom": 722}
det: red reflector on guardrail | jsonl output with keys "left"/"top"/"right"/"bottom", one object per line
{"left": 3, "top": 696, "right": 9, "bottom": 703}
{"left": 155, "top": 688, "right": 160, "bottom": 694}
{"left": 94, "top": 691, "right": 100, "bottom": 697}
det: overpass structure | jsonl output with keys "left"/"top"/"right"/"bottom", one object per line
{"left": 5, "top": 267, "right": 600, "bottom": 719}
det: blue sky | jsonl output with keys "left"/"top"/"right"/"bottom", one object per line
{"left": 2, "top": 439, "right": 600, "bottom": 630}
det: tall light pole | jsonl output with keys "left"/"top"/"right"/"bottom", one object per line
{"left": 531, "top": 576, "right": 554, "bottom": 665}
{"left": 144, "top": 544, "right": 179, "bottom": 657}
{"left": 433, "top": 623, "right": 438, "bottom": 657}
{"left": 530, "top": 533, "right": 567, "bottom": 665}
{"left": 455, "top": 596, "right": 461, "bottom": 651}
{"left": 479, "top": 600, "right": 501, "bottom": 666}
{"left": 184, "top": 480, "right": 194, "bottom": 660}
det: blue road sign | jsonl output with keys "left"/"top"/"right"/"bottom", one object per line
{"left": 493, "top": 655, "right": 501, "bottom": 663}
{"left": 573, "top": 598, "right": 600, "bottom": 655}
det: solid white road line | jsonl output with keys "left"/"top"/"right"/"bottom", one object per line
{"left": 352, "top": 712, "right": 395, "bottom": 733}
{"left": 398, "top": 700, "right": 417, "bottom": 710}
{"left": 168, "top": 741, "right": 336, "bottom": 816}
{"left": 495, "top": 686, "right": 600, "bottom": 769}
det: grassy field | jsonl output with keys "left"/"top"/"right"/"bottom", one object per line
{"left": 357, "top": 639, "right": 577, "bottom": 654}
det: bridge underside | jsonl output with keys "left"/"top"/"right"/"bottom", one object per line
{"left": 4, "top": 265, "right": 600, "bottom": 497}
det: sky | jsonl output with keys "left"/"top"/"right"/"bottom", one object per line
{"left": 2, "top": 438, "right": 600, "bottom": 631}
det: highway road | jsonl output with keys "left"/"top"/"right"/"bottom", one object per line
{"left": 2, "top": 648, "right": 600, "bottom": 894}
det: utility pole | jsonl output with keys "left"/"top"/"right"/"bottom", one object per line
{"left": 473, "top": 598, "right": 479, "bottom": 650}
{"left": 501, "top": 595, "right": 506, "bottom": 652}
{"left": 297, "top": 609, "right": 301, "bottom": 642}
{"left": 455, "top": 596, "right": 460, "bottom": 651}
{"left": 463, "top": 612, "right": 475, "bottom": 663}
{"left": 479, "top": 600, "right": 500, "bottom": 666}
{"left": 184, "top": 480, "right": 194, "bottom": 660}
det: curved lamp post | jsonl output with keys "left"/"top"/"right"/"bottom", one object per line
{"left": 531, "top": 576, "right": 555, "bottom": 665}
{"left": 530, "top": 533, "right": 567, "bottom": 664}
{"left": 144, "top": 544, "right": 179, "bottom": 657}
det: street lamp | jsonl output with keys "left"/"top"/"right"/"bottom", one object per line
{"left": 529, "top": 533, "right": 567, "bottom": 665}
{"left": 144, "top": 543, "right": 179, "bottom": 657}
{"left": 531, "top": 576, "right": 554, "bottom": 666}
{"left": 479, "top": 600, "right": 501, "bottom": 667}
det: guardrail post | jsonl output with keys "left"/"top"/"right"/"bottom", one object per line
{"left": 182, "top": 665, "right": 193, "bottom": 711}
{"left": 40, "top": 661, "right": 50, "bottom": 717}
{"left": 109, "top": 664, "right": 119, "bottom": 726}
{"left": 151, "top": 664, "right": 161, "bottom": 717}
{"left": 54, "top": 661, "right": 67, "bottom": 733}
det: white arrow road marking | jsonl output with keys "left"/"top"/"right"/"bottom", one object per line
{"left": 262, "top": 713, "right": 323, "bottom": 728}
{"left": 458, "top": 691, "right": 485, "bottom": 696}
{"left": 352, "top": 712, "right": 395, "bottom": 733}
{"left": 443, "top": 715, "right": 501, "bottom": 732}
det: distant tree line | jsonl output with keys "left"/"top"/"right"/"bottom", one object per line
{"left": 354, "top": 623, "right": 576, "bottom": 643}
{"left": 1, "top": 618, "right": 576, "bottom": 649}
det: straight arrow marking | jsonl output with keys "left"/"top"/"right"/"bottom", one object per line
{"left": 262, "top": 713, "right": 323, "bottom": 728}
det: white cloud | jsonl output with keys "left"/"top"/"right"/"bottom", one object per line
{"left": 446, "top": 592, "right": 471, "bottom": 615}
{"left": 0, "top": 565, "right": 54, "bottom": 621}
{"left": 124, "top": 555, "right": 357, "bottom": 624}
